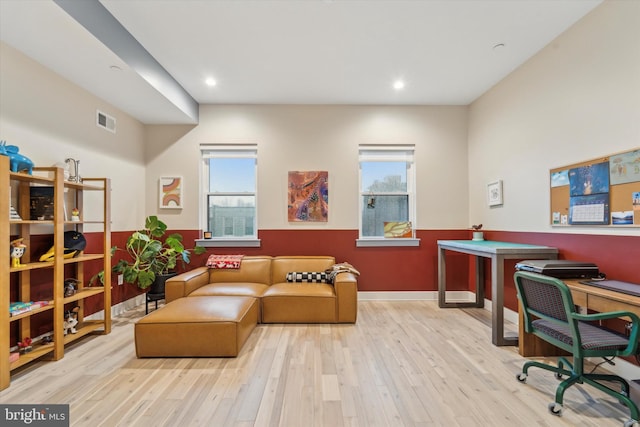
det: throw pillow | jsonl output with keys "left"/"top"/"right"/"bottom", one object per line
{"left": 286, "top": 272, "right": 330, "bottom": 283}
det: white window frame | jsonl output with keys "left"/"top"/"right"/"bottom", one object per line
{"left": 198, "top": 144, "right": 260, "bottom": 247}
{"left": 357, "top": 144, "right": 419, "bottom": 247}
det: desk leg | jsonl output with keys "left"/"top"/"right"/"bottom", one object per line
{"left": 492, "top": 255, "right": 518, "bottom": 346}
{"left": 438, "top": 247, "right": 484, "bottom": 309}
{"left": 438, "top": 246, "right": 446, "bottom": 308}
{"left": 475, "top": 255, "right": 485, "bottom": 307}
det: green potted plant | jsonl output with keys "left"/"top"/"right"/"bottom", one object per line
{"left": 471, "top": 223, "right": 484, "bottom": 241}
{"left": 113, "top": 215, "right": 206, "bottom": 289}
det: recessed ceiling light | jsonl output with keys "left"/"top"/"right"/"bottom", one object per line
{"left": 393, "top": 80, "right": 405, "bottom": 90}
{"left": 205, "top": 77, "right": 217, "bottom": 87}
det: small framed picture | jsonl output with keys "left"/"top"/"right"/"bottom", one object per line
{"left": 159, "top": 176, "right": 183, "bottom": 209}
{"left": 487, "top": 180, "right": 503, "bottom": 207}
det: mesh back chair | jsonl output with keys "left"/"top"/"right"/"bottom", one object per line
{"left": 514, "top": 271, "right": 640, "bottom": 427}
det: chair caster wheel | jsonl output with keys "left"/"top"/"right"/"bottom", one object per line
{"left": 548, "top": 402, "right": 563, "bottom": 416}
{"left": 623, "top": 419, "right": 639, "bottom": 427}
{"left": 516, "top": 373, "right": 527, "bottom": 383}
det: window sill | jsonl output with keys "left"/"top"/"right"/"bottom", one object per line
{"left": 356, "top": 238, "right": 420, "bottom": 247}
{"left": 196, "top": 238, "right": 261, "bottom": 248}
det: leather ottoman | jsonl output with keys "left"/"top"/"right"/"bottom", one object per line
{"left": 134, "top": 296, "right": 259, "bottom": 357}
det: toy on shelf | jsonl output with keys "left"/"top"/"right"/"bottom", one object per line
{"left": 64, "top": 278, "right": 79, "bottom": 297}
{"left": 17, "top": 337, "right": 33, "bottom": 354}
{"left": 39, "top": 230, "right": 86, "bottom": 262}
{"left": 10, "top": 238, "right": 26, "bottom": 268}
{"left": 0, "top": 140, "right": 34, "bottom": 174}
{"left": 71, "top": 207, "right": 80, "bottom": 222}
{"left": 63, "top": 307, "right": 79, "bottom": 335}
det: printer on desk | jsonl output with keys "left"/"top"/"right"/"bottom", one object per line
{"left": 515, "top": 259, "right": 601, "bottom": 279}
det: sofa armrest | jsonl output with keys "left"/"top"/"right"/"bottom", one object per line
{"left": 165, "top": 267, "right": 210, "bottom": 303}
{"left": 334, "top": 271, "right": 358, "bottom": 323}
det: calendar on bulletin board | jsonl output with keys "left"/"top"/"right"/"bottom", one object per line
{"left": 550, "top": 148, "right": 640, "bottom": 227}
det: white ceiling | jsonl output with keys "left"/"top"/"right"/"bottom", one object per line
{"left": 0, "top": 0, "right": 603, "bottom": 125}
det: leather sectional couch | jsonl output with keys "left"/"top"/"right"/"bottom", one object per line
{"left": 134, "top": 255, "right": 357, "bottom": 358}
{"left": 165, "top": 255, "right": 358, "bottom": 323}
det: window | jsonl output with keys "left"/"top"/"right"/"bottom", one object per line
{"left": 358, "top": 145, "right": 418, "bottom": 246}
{"left": 200, "top": 145, "right": 259, "bottom": 246}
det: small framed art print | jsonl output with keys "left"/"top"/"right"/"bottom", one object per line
{"left": 159, "top": 176, "right": 183, "bottom": 209}
{"left": 487, "top": 180, "right": 503, "bottom": 207}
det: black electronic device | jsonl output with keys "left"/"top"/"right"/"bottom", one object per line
{"left": 514, "top": 260, "right": 600, "bottom": 279}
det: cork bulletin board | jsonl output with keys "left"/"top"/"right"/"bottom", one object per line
{"left": 550, "top": 148, "right": 640, "bottom": 227}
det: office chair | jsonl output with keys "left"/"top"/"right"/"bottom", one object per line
{"left": 514, "top": 271, "right": 640, "bottom": 427}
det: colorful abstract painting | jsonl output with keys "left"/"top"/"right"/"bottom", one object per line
{"left": 159, "top": 176, "right": 183, "bottom": 209}
{"left": 288, "top": 171, "right": 328, "bottom": 222}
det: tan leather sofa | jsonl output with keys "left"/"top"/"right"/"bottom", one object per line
{"left": 165, "top": 255, "right": 358, "bottom": 323}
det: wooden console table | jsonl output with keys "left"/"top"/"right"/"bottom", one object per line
{"left": 437, "top": 240, "right": 558, "bottom": 346}
{"left": 519, "top": 279, "right": 640, "bottom": 357}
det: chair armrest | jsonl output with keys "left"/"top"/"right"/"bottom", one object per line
{"left": 165, "top": 267, "right": 210, "bottom": 303}
{"left": 334, "top": 271, "right": 358, "bottom": 323}
{"left": 573, "top": 310, "right": 640, "bottom": 324}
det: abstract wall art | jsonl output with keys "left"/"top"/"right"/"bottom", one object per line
{"left": 288, "top": 171, "right": 328, "bottom": 222}
{"left": 159, "top": 176, "right": 183, "bottom": 209}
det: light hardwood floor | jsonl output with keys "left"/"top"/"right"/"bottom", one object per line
{"left": 1, "top": 300, "right": 635, "bottom": 426}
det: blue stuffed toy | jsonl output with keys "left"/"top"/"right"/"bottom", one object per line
{"left": 0, "top": 140, "right": 34, "bottom": 174}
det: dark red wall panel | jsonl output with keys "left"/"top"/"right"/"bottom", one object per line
{"left": 481, "top": 231, "right": 639, "bottom": 311}
{"left": 107, "top": 228, "right": 639, "bottom": 314}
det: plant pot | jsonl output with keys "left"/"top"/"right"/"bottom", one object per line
{"left": 146, "top": 272, "right": 177, "bottom": 314}
{"left": 148, "top": 272, "right": 177, "bottom": 297}
{"left": 472, "top": 231, "right": 484, "bottom": 241}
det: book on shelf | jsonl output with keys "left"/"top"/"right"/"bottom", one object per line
{"left": 10, "top": 301, "right": 31, "bottom": 309}
{"left": 9, "top": 301, "right": 50, "bottom": 315}
{"left": 29, "top": 186, "right": 55, "bottom": 220}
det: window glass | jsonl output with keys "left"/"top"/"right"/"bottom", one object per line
{"left": 201, "top": 146, "right": 257, "bottom": 239}
{"left": 210, "top": 157, "right": 255, "bottom": 193}
{"left": 359, "top": 146, "right": 415, "bottom": 238}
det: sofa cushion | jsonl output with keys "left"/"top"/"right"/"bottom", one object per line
{"left": 189, "top": 282, "right": 269, "bottom": 298}
{"left": 286, "top": 271, "right": 331, "bottom": 283}
{"left": 262, "top": 282, "right": 337, "bottom": 323}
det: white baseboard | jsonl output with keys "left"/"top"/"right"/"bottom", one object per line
{"left": 358, "top": 291, "right": 437, "bottom": 301}
{"left": 357, "top": 290, "right": 477, "bottom": 301}
{"left": 85, "top": 294, "right": 145, "bottom": 321}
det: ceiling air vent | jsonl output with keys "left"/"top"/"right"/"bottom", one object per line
{"left": 96, "top": 110, "right": 116, "bottom": 133}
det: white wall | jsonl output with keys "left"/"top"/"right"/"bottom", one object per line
{"left": 0, "top": 42, "right": 146, "bottom": 232}
{"left": 145, "top": 104, "right": 469, "bottom": 231}
{"left": 468, "top": 0, "right": 640, "bottom": 235}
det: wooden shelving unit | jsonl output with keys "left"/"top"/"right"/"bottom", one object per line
{"left": 1, "top": 155, "right": 111, "bottom": 390}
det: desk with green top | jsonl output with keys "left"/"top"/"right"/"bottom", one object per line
{"left": 437, "top": 240, "right": 558, "bottom": 346}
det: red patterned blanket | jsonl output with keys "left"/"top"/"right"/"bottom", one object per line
{"left": 206, "top": 254, "right": 244, "bottom": 269}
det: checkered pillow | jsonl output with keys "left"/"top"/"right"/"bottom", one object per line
{"left": 286, "top": 272, "right": 330, "bottom": 283}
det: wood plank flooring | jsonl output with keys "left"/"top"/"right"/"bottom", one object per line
{"left": 1, "top": 300, "right": 635, "bottom": 426}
